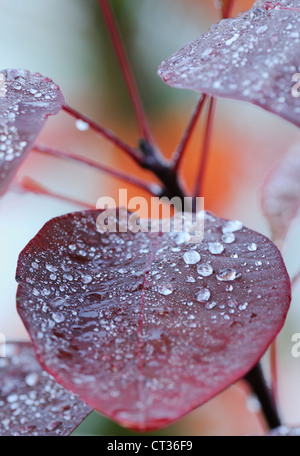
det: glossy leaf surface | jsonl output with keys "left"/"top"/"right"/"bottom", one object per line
{"left": 0, "top": 69, "right": 65, "bottom": 195}
{"left": 16, "top": 209, "right": 291, "bottom": 431}
{"left": 158, "top": 0, "right": 300, "bottom": 129}
{"left": 261, "top": 146, "right": 300, "bottom": 242}
{"left": 0, "top": 342, "right": 91, "bottom": 436}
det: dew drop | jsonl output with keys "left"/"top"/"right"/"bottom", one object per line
{"left": 222, "top": 220, "right": 243, "bottom": 233}
{"left": 226, "top": 284, "right": 234, "bottom": 292}
{"left": 186, "top": 276, "right": 196, "bottom": 283}
{"left": 75, "top": 119, "right": 89, "bottom": 131}
{"left": 216, "top": 268, "right": 241, "bottom": 281}
{"left": 52, "top": 312, "right": 65, "bottom": 323}
{"left": 197, "top": 263, "right": 213, "bottom": 277}
{"left": 250, "top": 7, "right": 265, "bottom": 19}
{"left": 157, "top": 283, "right": 173, "bottom": 296}
{"left": 227, "top": 298, "right": 238, "bottom": 308}
{"left": 195, "top": 287, "right": 211, "bottom": 302}
{"left": 25, "top": 372, "right": 40, "bottom": 387}
{"left": 208, "top": 242, "right": 224, "bottom": 254}
{"left": 6, "top": 394, "right": 18, "bottom": 403}
{"left": 247, "top": 243, "right": 257, "bottom": 251}
{"left": 225, "top": 33, "right": 239, "bottom": 46}
{"left": 222, "top": 232, "right": 235, "bottom": 244}
{"left": 50, "top": 297, "right": 66, "bottom": 308}
{"left": 205, "top": 301, "right": 217, "bottom": 309}
{"left": 256, "top": 25, "right": 268, "bottom": 34}
{"left": 238, "top": 302, "right": 248, "bottom": 311}
{"left": 46, "top": 421, "right": 62, "bottom": 432}
{"left": 63, "top": 273, "right": 73, "bottom": 281}
{"left": 46, "top": 264, "right": 58, "bottom": 273}
{"left": 183, "top": 250, "right": 201, "bottom": 264}
{"left": 81, "top": 274, "right": 93, "bottom": 284}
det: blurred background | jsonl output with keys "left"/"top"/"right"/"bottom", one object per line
{"left": 0, "top": 0, "right": 300, "bottom": 436}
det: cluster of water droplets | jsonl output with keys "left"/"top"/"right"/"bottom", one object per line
{"left": 19, "top": 211, "right": 268, "bottom": 356}
{"left": 0, "top": 69, "right": 65, "bottom": 194}
{"left": 166, "top": 217, "right": 267, "bottom": 325}
{"left": 0, "top": 343, "right": 90, "bottom": 436}
{"left": 2, "top": 69, "right": 64, "bottom": 104}
{"left": 15, "top": 208, "right": 280, "bottom": 428}
{"left": 158, "top": 0, "right": 300, "bottom": 129}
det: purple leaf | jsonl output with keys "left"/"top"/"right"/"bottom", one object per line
{"left": 0, "top": 69, "right": 65, "bottom": 195}
{"left": 158, "top": 0, "right": 300, "bottom": 128}
{"left": 261, "top": 147, "right": 300, "bottom": 242}
{"left": 0, "top": 342, "right": 91, "bottom": 436}
{"left": 16, "top": 209, "right": 291, "bottom": 431}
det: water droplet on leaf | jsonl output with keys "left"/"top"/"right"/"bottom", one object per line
{"left": 197, "top": 263, "right": 213, "bottom": 277}
{"left": 216, "top": 268, "right": 241, "bottom": 281}
{"left": 222, "top": 233, "right": 235, "bottom": 244}
{"left": 183, "top": 250, "right": 201, "bottom": 264}
{"left": 195, "top": 288, "right": 211, "bottom": 302}
{"left": 248, "top": 243, "right": 257, "bottom": 251}
{"left": 222, "top": 220, "right": 243, "bottom": 233}
{"left": 209, "top": 242, "right": 224, "bottom": 254}
{"left": 158, "top": 283, "right": 173, "bottom": 296}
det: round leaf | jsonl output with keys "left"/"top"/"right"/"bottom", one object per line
{"left": 0, "top": 342, "right": 91, "bottom": 436}
{"left": 261, "top": 146, "right": 300, "bottom": 243}
{"left": 0, "top": 69, "right": 65, "bottom": 195}
{"left": 16, "top": 209, "right": 291, "bottom": 431}
{"left": 158, "top": 0, "right": 300, "bottom": 129}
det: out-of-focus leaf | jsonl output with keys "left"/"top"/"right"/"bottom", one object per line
{"left": 266, "top": 425, "right": 300, "bottom": 436}
{"left": 261, "top": 146, "right": 300, "bottom": 242}
{"left": 16, "top": 209, "right": 290, "bottom": 431}
{"left": 0, "top": 69, "right": 65, "bottom": 195}
{"left": 0, "top": 342, "right": 91, "bottom": 436}
{"left": 158, "top": 0, "right": 300, "bottom": 128}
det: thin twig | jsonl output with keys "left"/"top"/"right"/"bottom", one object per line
{"left": 98, "top": 0, "right": 154, "bottom": 145}
{"left": 172, "top": 95, "right": 207, "bottom": 173}
{"left": 269, "top": 342, "right": 279, "bottom": 404}
{"left": 33, "top": 144, "right": 160, "bottom": 196}
{"left": 222, "top": 0, "right": 235, "bottom": 18}
{"left": 291, "top": 269, "right": 300, "bottom": 288}
{"left": 63, "top": 104, "right": 143, "bottom": 165}
{"left": 193, "top": 97, "right": 216, "bottom": 197}
{"left": 20, "top": 176, "right": 95, "bottom": 209}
